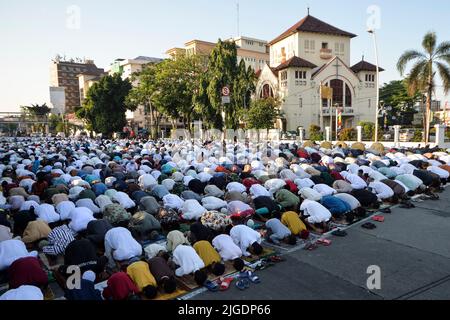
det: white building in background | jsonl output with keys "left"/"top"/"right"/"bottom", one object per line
{"left": 49, "top": 86, "right": 66, "bottom": 115}
{"left": 256, "top": 14, "right": 383, "bottom": 136}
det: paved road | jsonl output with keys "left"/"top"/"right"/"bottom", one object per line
{"left": 189, "top": 187, "right": 450, "bottom": 300}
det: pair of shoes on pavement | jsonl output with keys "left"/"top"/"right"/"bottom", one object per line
{"left": 236, "top": 271, "right": 260, "bottom": 290}
{"left": 204, "top": 277, "right": 235, "bottom": 292}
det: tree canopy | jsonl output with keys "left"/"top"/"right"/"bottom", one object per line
{"left": 245, "top": 97, "right": 280, "bottom": 130}
{"left": 194, "top": 39, "right": 256, "bottom": 130}
{"left": 76, "top": 74, "right": 133, "bottom": 137}
{"left": 397, "top": 31, "right": 450, "bottom": 143}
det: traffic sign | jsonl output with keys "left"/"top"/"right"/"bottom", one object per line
{"left": 222, "top": 96, "right": 231, "bottom": 104}
{"left": 222, "top": 86, "right": 230, "bottom": 96}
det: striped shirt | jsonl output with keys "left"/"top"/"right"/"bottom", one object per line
{"left": 42, "top": 225, "right": 75, "bottom": 256}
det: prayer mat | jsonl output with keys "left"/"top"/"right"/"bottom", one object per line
{"left": 153, "top": 288, "right": 188, "bottom": 301}
{"left": 176, "top": 261, "right": 237, "bottom": 291}
{"left": 242, "top": 247, "right": 276, "bottom": 263}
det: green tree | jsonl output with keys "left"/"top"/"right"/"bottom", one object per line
{"left": 380, "top": 80, "right": 421, "bottom": 125}
{"left": 21, "top": 103, "right": 51, "bottom": 120}
{"left": 195, "top": 39, "right": 256, "bottom": 131}
{"left": 126, "top": 64, "right": 159, "bottom": 139}
{"left": 153, "top": 55, "right": 204, "bottom": 132}
{"left": 245, "top": 97, "right": 280, "bottom": 141}
{"left": 309, "top": 124, "right": 323, "bottom": 141}
{"left": 77, "top": 74, "right": 133, "bottom": 137}
{"left": 397, "top": 31, "right": 450, "bottom": 144}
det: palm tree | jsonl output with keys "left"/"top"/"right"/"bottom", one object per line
{"left": 397, "top": 32, "right": 450, "bottom": 144}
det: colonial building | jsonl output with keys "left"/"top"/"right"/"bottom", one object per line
{"left": 256, "top": 14, "right": 383, "bottom": 135}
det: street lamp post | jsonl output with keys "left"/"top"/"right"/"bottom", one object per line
{"left": 368, "top": 29, "right": 380, "bottom": 142}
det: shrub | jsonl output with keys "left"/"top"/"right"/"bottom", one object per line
{"left": 339, "top": 128, "right": 356, "bottom": 141}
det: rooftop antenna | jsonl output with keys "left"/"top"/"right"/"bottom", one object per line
{"left": 307, "top": 4, "right": 310, "bottom": 16}
{"left": 237, "top": 1, "right": 240, "bottom": 37}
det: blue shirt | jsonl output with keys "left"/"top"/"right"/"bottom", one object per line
{"left": 321, "top": 196, "right": 351, "bottom": 215}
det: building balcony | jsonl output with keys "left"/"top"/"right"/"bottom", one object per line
{"left": 320, "top": 48, "right": 333, "bottom": 60}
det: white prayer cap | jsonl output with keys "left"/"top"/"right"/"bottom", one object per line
{"left": 82, "top": 271, "right": 96, "bottom": 282}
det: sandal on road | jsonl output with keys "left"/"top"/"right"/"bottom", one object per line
{"left": 204, "top": 280, "right": 219, "bottom": 292}
{"left": 362, "top": 222, "right": 377, "bottom": 230}
{"left": 219, "top": 277, "right": 234, "bottom": 291}
{"left": 372, "top": 215, "right": 385, "bottom": 223}
{"left": 269, "top": 255, "right": 286, "bottom": 263}
{"left": 255, "top": 260, "right": 274, "bottom": 271}
{"left": 331, "top": 230, "right": 347, "bottom": 237}
{"left": 317, "top": 238, "right": 332, "bottom": 246}
{"left": 245, "top": 271, "right": 261, "bottom": 284}
{"left": 235, "top": 279, "right": 248, "bottom": 291}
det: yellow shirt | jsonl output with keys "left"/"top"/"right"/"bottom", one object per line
{"left": 193, "top": 241, "right": 221, "bottom": 267}
{"left": 126, "top": 261, "right": 157, "bottom": 291}
{"left": 281, "top": 211, "right": 306, "bottom": 235}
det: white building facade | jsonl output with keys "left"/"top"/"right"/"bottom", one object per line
{"left": 256, "top": 14, "right": 383, "bottom": 136}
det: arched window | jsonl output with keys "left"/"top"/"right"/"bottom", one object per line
{"left": 260, "top": 84, "right": 274, "bottom": 98}
{"left": 345, "top": 84, "right": 352, "bottom": 107}
{"left": 330, "top": 79, "right": 344, "bottom": 107}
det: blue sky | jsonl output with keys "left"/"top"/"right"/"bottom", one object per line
{"left": 1, "top": 0, "right": 450, "bottom": 111}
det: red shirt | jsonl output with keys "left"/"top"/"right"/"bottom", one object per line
{"left": 8, "top": 257, "right": 48, "bottom": 289}
{"left": 102, "top": 272, "right": 139, "bottom": 300}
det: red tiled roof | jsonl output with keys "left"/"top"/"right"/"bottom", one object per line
{"left": 269, "top": 15, "right": 357, "bottom": 45}
{"left": 350, "top": 60, "right": 384, "bottom": 73}
{"left": 274, "top": 56, "right": 317, "bottom": 71}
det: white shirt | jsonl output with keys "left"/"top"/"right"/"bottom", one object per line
{"left": 181, "top": 200, "right": 207, "bottom": 221}
{"left": 19, "top": 179, "right": 34, "bottom": 192}
{"left": 113, "top": 192, "right": 135, "bottom": 209}
{"left": 201, "top": 196, "right": 227, "bottom": 210}
{"left": 76, "top": 199, "right": 101, "bottom": 214}
{"left": 299, "top": 187, "right": 322, "bottom": 201}
{"left": 163, "top": 194, "right": 185, "bottom": 210}
{"left": 279, "top": 169, "right": 297, "bottom": 181}
{"left": 69, "top": 207, "right": 96, "bottom": 233}
{"left": 172, "top": 245, "right": 205, "bottom": 277}
{"left": 290, "top": 165, "right": 311, "bottom": 179}
{"left": 144, "top": 244, "right": 167, "bottom": 260}
{"left": 56, "top": 201, "right": 76, "bottom": 220}
{"left": 0, "top": 285, "right": 43, "bottom": 301}
{"left": 226, "top": 182, "right": 247, "bottom": 194}
{"left": 230, "top": 225, "right": 262, "bottom": 257}
{"left": 249, "top": 184, "right": 271, "bottom": 199}
{"left": 104, "top": 227, "right": 142, "bottom": 262}
{"left": 369, "top": 181, "right": 395, "bottom": 200}
{"left": 313, "top": 184, "right": 336, "bottom": 197}
{"left": 138, "top": 174, "right": 157, "bottom": 190}
{"left": 342, "top": 172, "right": 367, "bottom": 190}
{"left": 95, "top": 195, "right": 113, "bottom": 211}
{"left": 8, "top": 195, "right": 25, "bottom": 210}
{"left": 369, "top": 170, "right": 388, "bottom": 181}
{"left": 300, "top": 199, "right": 332, "bottom": 224}
{"left": 333, "top": 193, "right": 361, "bottom": 210}
{"left": 0, "top": 239, "right": 38, "bottom": 271}
{"left": 19, "top": 200, "right": 40, "bottom": 212}
{"left": 294, "top": 178, "right": 315, "bottom": 189}
{"left": 428, "top": 166, "right": 449, "bottom": 179}
{"left": 400, "top": 163, "right": 417, "bottom": 175}
{"left": 212, "top": 234, "right": 243, "bottom": 261}
{"left": 35, "top": 204, "right": 60, "bottom": 223}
